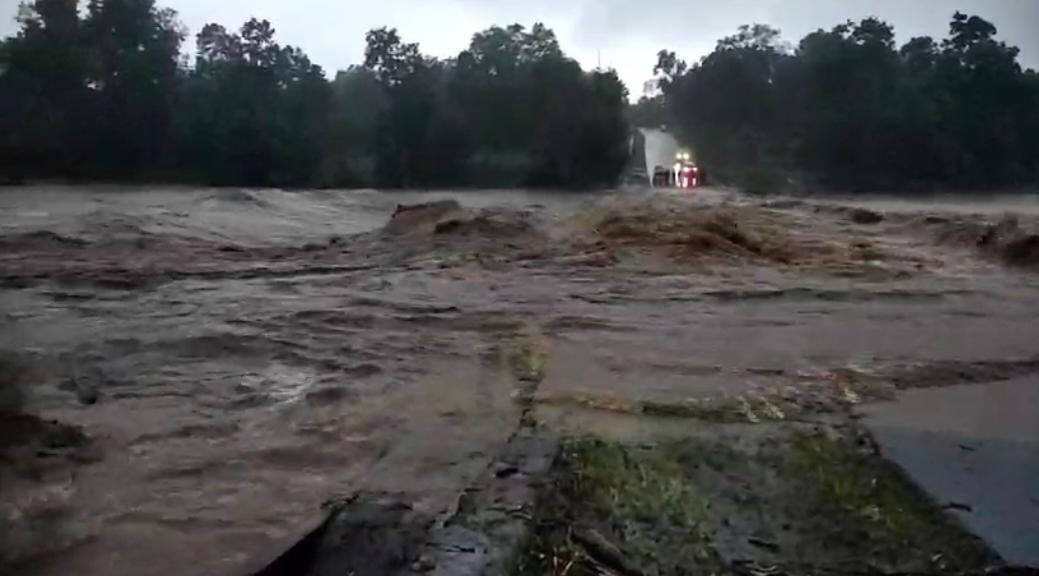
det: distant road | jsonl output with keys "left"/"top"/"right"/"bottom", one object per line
{"left": 638, "top": 128, "right": 680, "bottom": 184}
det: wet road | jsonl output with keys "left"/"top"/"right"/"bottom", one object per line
{"left": 861, "top": 376, "right": 1039, "bottom": 565}
{"left": 2, "top": 185, "right": 1038, "bottom": 574}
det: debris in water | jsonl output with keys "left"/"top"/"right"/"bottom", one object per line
{"left": 850, "top": 208, "right": 884, "bottom": 225}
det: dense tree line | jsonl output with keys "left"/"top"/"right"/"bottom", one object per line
{"left": 0, "top": 0, "right": 628, "bottom": 188}
{"left": 649, "top": 13, "right": 1039, "bottom": 193}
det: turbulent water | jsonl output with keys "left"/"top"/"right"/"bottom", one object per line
{"left": 2, "top": 185, "right": 1039, "bottom": 575}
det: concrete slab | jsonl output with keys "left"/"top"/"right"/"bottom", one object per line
{"left": 859, "top": 376, "right": 1039, "bottom": 566}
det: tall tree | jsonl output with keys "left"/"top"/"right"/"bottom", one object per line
{"left": 363, "top": 28, "right": 467, "bottom": 187}
{"left": 325, "top": 67, "right": 385, "bottom": 186}
{"left": 177, "top": 19, "right": 330, "bottom": 186}
{"left": 662, "top": 24, "right": 790, "bottom": 189}
{"left": 794, "top": 18, "right": 904, "bottom": 189}
{"left": 0, "top": 0, "right": 89, "bottom": 179}
{"left": 451, "top": 23, "right": 627, "bottom": 187}
{"left": 84, "top": 0, "right": 183, "bottom": 177}
{"left": 656, "top": 13, "right": 1039, "bottom": 192}
{"left": 935, "top": 12, "right": 1032, "bottom": 185}
{"left": 2, "top": 7, "right": 631, "bottom": 189}
{"left": 453, "top": 24, "right": 560, "bottom": 154}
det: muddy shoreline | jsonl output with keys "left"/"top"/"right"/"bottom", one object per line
{"left": 2, "top": 186, "right": 1038, "bottom": 574}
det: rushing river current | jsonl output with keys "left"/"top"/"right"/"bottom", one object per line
{"left": 2, "top": 185, "right": 1038, "bottom": 575}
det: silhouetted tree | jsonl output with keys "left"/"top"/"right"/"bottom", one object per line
{"left": 0, "top": 3, "right": 629, "bottom": 189}
{"left": 627, "top": 95, "right": 668, "bottom": 128}
{"left": 362, "top": 28, "right": 458, "bottom": 186}
{"left": 176, "top": 19, "right": 330, "bottom": 186}
{"left": 451, "top": 24, "right": 627, "bottom": 187}
{"left": 85, "top": 0, "right": 183, "bottom": 177}
{"left": 656, "top": 13, "right": 1039, "bottom": 192}
{"left": 660, "top": 24, "right": 791, "bottom": 190}
{"left": 325, "top": 67, "right": 385, "bottom": 186}
{"left": 0, "top": 0, "right": 91, "bottom": 179}
{"left": 358, "top": 23, "right": 628, "bottom": 188}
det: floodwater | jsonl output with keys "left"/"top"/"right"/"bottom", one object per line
{"left": 2, "top": 185, "right": 1038, "bottom": 575}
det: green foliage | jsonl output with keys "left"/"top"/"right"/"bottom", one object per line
{"left": 662, "top": 24, "right": 793, "bottom": 190}
{"left": 658, "top": 13, "right": 1039, "bottom": 192}
{"left": 1, "top": 0, "right": 92, "bottom": 178}
{"left": 176, "top": 19, "right": 331, "bottom": 186}
{"left": 514, "top": 438, "right": 721, "bottom": 576}
{"left": 362, "top": 28, "right": 462, "bottom": 187}
{"left": 627, "top": 95, "right": 668, "bottom": 128}
{"left": 787, "top": 434, "right": 994, "bottom": 570}
{"left": 0, "top": 4, "right": 629, "bottom": 189}
{"left": 351, "top": 23, "right": 629, "bottom": 189}
{"left": 85, "top": 0, "right": 184, "bottom": 177}
{"left": 1, "top": 0, "right": 182, "bottom": 180}
{"left": 325, "top": 67, "right": 384, "bottom": 186}
{"left": 517, "top": 435, "right": 994, "bottom": 576}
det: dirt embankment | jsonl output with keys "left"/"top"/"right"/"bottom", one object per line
{"left": 4, "top": 195, "right": 1032, "bottom": 295}
{"left": 383, "top": 200, "right": 547, "bottom": 248}
{"left": 563, "top": 195, "right": 930, "bottom": 278}
{"left": 766, "top": 198, "right": 1039, "bottom": 272}
{"left": 580, "top": 203, "right": 795, "bottom": 263}
{"left": 333, "top": 196, "right": 919, "bottom": 281}
{"left": 378, "top": 197, "right": 814, "bottom": 273}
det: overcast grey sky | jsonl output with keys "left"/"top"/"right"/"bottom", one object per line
{"left": 2, "top": 0, "right": 1037, "bottom": 96}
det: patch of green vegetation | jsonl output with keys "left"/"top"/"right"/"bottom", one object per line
{"left": 515, "top": 432, "right": 997, "bottom": 576}
{"left": 655, "top": 439, "right": 743, "bottom": 474}
{"left": 786, "top": 434, "right": 996, "bottom": 572}
{"left": 536, "top": 370, "right": 899, "bottom": 425}
{"left": 513, "top": 438, "right": 725, "bottom": 576}
{"left": 506, "top": 326, "right": 550, "bottom": 384}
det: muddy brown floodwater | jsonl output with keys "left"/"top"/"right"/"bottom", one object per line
{"left": 1, "top": 185, "right": 1038, "bottom": 575}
